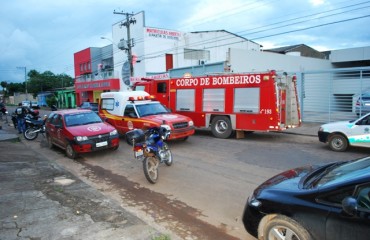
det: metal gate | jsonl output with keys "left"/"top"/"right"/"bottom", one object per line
{"left": 299, "top": 67, "right": 370, "bottom": 123}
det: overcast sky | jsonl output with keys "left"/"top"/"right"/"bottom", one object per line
{"left": 1, "top": 0, "right": 369, "bottom": 83}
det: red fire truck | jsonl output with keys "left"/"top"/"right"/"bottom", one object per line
{"left": 133, "top": 70, "right": 301, "bottom": 139}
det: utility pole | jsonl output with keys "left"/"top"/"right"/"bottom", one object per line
{"left": 113, "top": 11, "right": 136, "bottom": 77}
{"left": 17, "top": 66, "right": 27, "bottom": 100}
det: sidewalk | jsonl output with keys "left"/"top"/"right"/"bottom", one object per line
{"left": 0, "top": 121, "right": 164, "bottom": 240}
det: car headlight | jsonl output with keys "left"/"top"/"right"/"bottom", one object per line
{"left": 110, "top": 129, "right": 118, "bottom": 136}
{"left": 189, "top": 120, "right": 194, "bottom": 127}
{"left": 248, "top": 195, "right": 262, "bottom": 208}
{"left": 75, "top": 136, "right": 88, "bottom": 142}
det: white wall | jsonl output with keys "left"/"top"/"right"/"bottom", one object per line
{"left": 330, "top": 46, "right": 370, "bottom": 62}
{"left": 229, "top": 48, "right": 332, "bottom": 73}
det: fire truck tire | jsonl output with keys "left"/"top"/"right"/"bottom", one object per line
{"left": 211, "top": 116, "right": 233, "bottom": 139}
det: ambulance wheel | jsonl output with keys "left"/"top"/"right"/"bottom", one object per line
{"left": 328, "top": 134, "right": 348, "bottom": 152}
{"left": 211, "top": 116, "right": 233, "bottom": 139}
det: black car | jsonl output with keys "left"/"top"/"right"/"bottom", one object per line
{"left": 242, "top": 157, "right": 370, "bottom": 240}
{"left": 78, "top": 102, "right": 98, "bottom": 113}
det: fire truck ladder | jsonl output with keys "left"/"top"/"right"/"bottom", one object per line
{"left": 284, "top": 75, "right": 300, "bottom": 128}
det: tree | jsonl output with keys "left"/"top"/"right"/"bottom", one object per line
{"left": 6, "top": 82, "right": 24, "bottom": 96}
{"left": 27, "top": 70, "right": 74, "bottom": 97}
{"left": 0, "top": 81, "right": 7, "bottom": 96}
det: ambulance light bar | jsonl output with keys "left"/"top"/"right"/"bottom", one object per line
{"left": 128, "top": 95, "right": 157, "bottom": 102}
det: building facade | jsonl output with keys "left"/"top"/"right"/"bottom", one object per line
{"left": 73, "top": 11, "right": 370, "bottom": 122}
{"left": 74, "top": 45, "right": 120, "bottom": 105}
{"left": 73, "top": 11, "right": 260, "bottom": 104}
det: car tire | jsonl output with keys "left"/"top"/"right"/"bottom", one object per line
{"left": 46, "top": 134, "right": 53, "bottom": 149}
{"left": 262, "top": 215, "right": 312, "bottom": 240}
{"left": 66, "top": 143, "right": 77, "bottom": 159}
{"left": 328, "top": 134, "right": 348, "bottom": 152}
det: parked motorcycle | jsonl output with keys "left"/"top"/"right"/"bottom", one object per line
{"left": 0, "top": 106, "right": 8, "bottom": 123}
{"left": 24, "top": 109, "right": 40, "bottom": 129}
{"left": 126, "top": 125, "right": 173, "bottom": 184}
{"left": 24, "top": 115, "right": 47, "bottom": 140}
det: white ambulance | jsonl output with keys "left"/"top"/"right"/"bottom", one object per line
{"left": 99, "top": 91, "right": 195, "bottom": 143}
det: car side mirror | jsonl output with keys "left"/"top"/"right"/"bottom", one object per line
{"left": 342, "top": 196, "right": 357, "bottom": 216}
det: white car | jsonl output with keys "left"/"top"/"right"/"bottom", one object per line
{"left": 22, "top": 101, "right": 30, "bottom": 107}
{"left": 318, "top": 113, "right": 370, "bottom": 151}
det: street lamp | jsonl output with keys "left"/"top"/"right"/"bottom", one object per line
{"left": 101, "top": 36, "right": 113, "bottom": 43}
{"left": 16, "top": 66, "right": 27, "bottom": 100}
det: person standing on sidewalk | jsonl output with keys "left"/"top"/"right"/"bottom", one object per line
{"left": 15, "top": 103, "right": 27, "bottom": 134}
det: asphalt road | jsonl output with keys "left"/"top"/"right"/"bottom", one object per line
{"left": 14, "top": 123, "right": 369, "bottom": 240}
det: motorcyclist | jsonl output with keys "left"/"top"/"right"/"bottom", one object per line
{"left": 15, "top": 103, "right": 28, "bottom": 134}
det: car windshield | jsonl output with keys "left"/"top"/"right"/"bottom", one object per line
{"left": 136, "top": 103, "right": 169, "bottom": 117}
{"left": 315, "top": 157, "right": 370, "bottom": 188}
{"left": 64, "top": 111, "right": 102, "bottom": 127}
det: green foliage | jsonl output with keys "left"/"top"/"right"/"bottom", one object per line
{"left": 46, "top": 94, "right": 57, "bottom": 107}
{"left": 27, "top": 70, "right": 74, "bottom": 97}
{"left": 6, "top": 82, "right": 24, "bottom": 96}
{"left": 151, "top": 234, "right": 171, "bottom": 240}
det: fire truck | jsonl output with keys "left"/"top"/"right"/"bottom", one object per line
{"left": 98, "top": 91, "right": 195, "bottom": 142}
{"left": 133, "top": 70, "right": 301, "bottom": 139}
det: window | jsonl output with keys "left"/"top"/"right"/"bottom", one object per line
{"left": 157, "top": 82, "right": 167, "bottom": 93}
{"left": 234, "top": 88, "right": 260, "bottom": 113}
{"left": 101, "top": 98, "right": 114, "bottom": 110}
{"left": 317, "top": 187, "right": 355, "bottom": 207}
{"left": 203, "top": 88, "right": 225, "bottom": 112}
{"left": 176, "top": 89, "right": 195, "bottom": 111}
{"left": 184, "top": 48, "right": 210, "bottom": 61}
{"left": 124, "top": 104, "right": 137, "bottom": 118}
{"left": 356, "top": 185, "right": 370, "bottom": 210}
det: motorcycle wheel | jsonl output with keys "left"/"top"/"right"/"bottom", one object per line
{"left": 161, "top": 142, "right": 173, "bottom": 166}
{"left": 143, "top": 156, "right": 159, "bottom": 184}
{"left": 24, "top": 127, "right": 39, "bottom": 140}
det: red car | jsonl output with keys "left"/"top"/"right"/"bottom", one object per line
{"left": 45, "top": 109, "right": 119, "bottom": 159}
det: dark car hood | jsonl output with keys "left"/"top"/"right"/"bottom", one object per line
{"left": 254, "top": 165, "right": 320, "bottom": 194}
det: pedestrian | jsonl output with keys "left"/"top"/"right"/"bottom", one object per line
{"left": 15, "top": 103, "right": 27, "bottom": 134}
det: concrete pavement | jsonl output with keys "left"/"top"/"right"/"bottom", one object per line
{"left": 0, "top": 120, "right": 166, "bottom": 240}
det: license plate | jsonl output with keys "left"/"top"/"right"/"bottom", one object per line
{"left": 134, "top": 150, "right": 143, "bottom": 158}
{"left": 96, "top": 141, "right": 108, "bottom": 147}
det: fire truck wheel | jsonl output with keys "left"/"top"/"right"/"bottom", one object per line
{"left": 211, "top": 116, "right": 233, "bottom": 139}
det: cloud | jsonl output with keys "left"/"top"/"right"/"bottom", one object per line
{"left": 310, "top": 0, "right": 325, "bottom": 6}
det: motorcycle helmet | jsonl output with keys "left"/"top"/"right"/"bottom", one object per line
{"left": 30, "top": 109, "right": 39, "bottom": 117}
